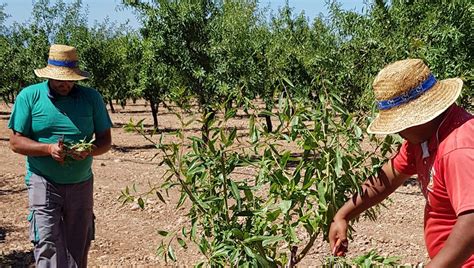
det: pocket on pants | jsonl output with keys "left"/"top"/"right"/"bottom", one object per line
{"left": 27, "top": 210, "right": 39, "bottom": 244}
{"left": 27, "top": 173, "right": 48, "bottom": 206}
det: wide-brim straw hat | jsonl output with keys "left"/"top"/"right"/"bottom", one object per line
{"left": 34, "top": 44, "right": 89, "bottom": 81}
{"left": 367, "top": 59, "right": 463, "bottom": 134}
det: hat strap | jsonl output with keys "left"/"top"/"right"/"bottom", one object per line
{"left": 48, "top": 59, "right": 78, "bottom": 68}
{"left": 377, "top": 73, "right": 437, "bottom": 110}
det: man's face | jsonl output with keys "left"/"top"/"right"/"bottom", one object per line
{"left": 49, "top": 79, "right": 75, "bottom": 96}
{"left": 398, "top": 123, "right": 432, "bottom": 144}
{"left": 398, "top": 127, "right": 421, "bottom": 144}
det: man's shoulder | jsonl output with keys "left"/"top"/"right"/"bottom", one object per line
{"left": 76, "top": 84, "right": 102, "bottom": 98}
{"left": 15, "top": 82, "right": 48, "bottom": 106}
{"left": 77, "top": 85, "right": 103, "bottom": 103}
{"left": 18, "top": 81, "right": 47, "bottom": 96}
{"left": 439, "top": 117, "right": 474, "bottom": 157}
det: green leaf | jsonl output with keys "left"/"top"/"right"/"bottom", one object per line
{"left": 282, "top": 76, "right": 294, "bottom": 87}
{"left": 138, "top": 197, "right": 145, "bottom": 209}
{"left": 288, "top": 226, "right": 298, "bottom": 241}
{"left": 194, "top": 261, "right": 205, "bottom": 268}
{"left": 177, "top": 237, "right": 187, "bottom": 249}
{"left": 226, "top": 127, "right": 237, "bottom": 146}
{"left": 229, "top": 180, "right": 241, "bottom": 209}
{"left": 354, "top": 125, "right": 362, "bottom": 139}
{"left": 243, "top": 235, "right": 272, "bottom": 243}
{"left": 191, "top": 222, "right": 197, "bottom": 241}
{"left": 266, "top": 209, "right": 281, "bottom": 221}
{"left": 335, "top": 148, "right": 343, "bottom": 177}
{"left": 168, "top": 245, "right": 176, "bottom": 261}
{"left": 231, "top": 228, "right": 244, "bottom": 240}
{"left": 225, "top": 108, "right": 237, "bottom": 120}
{"left": 156, "top": 191, "right": 166, "bottom": 204}
{"left": 158, "top": 230, "right": 169, "bottom": 236}
{"left": 279, "top": 200, "right": 292, "bottom": 214}
{"left": 319, "top": 93, "right": 326, "bottom": 105}
{"left": 199, "top": 237, "right": 210, "bottom": 254}
{"left": 176, "top": 192, "right": 187, "bottom": 208}
{"left": 262, "top": 235, "right": 285, "bottom": 247}
{"left": 156, "top": 244, "right": 165, "bottom": 257}
{"left": 255, "top": 253, "right": 271, "bottom": 267}
{"left": 220, "top": 129, "right": 227, "bottom": 145}
{"left": 243, "top": 245, "right": 255, "bottom": 258}
{"left": 280, "top": 151, "right": 291, "bottom": 168}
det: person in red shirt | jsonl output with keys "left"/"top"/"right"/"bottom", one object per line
{"left": 329, "top": 59, "right": 474, "bottom": 267}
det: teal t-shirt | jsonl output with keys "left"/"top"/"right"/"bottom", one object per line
{"left": 8, "top": 81, "right": 112, "bottom": 184}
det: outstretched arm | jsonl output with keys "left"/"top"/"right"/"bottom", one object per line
{"left": 329, "top": 160, "right": 411, "bottom": 255}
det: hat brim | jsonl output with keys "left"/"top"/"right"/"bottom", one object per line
{"left": 367, "top": 78, "right": 463, "bottom": 135}
{"left": 34, "top": 66, "right": 89, "bottom": 81}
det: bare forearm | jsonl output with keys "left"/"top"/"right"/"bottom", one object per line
{"left": 10, "top": 133, "right": 50, "bottom": 156}
{"left": 335, "top": 161, "right": 409, "bottom": 221}
{"left": 427, "top": 213, "right": 474, "bottom": 267}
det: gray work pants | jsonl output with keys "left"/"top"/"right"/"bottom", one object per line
{"left": 27, "top": 173, "right": 94, "bottom": 268}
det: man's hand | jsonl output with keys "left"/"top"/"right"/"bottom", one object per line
{"left": 329, "top": 217, "right": 349, "bottom": 256}
{"left": 48, "top": 143, "right": 65, "bottom": 163}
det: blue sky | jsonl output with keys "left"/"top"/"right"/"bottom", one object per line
{"left": 2, "top": 0, "right": 366, "bottom": 28}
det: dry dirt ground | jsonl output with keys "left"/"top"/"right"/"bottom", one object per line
{"left": 0, "top": 100, "right": 430, "bottom": 267}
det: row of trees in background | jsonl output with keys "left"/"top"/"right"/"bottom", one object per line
{"left": 0, "top": 0, "right": 472, "bottom": 131}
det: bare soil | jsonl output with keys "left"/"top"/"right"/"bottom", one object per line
{"left": 0, "top": 101, "right": 430, "bottom": 267}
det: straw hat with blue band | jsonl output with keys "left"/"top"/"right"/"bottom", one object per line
{"left": 367, "top": 59, "right": 463, "bottom": 135}
{"left": 34, "top": 44, "right": 89, "bottom": 81}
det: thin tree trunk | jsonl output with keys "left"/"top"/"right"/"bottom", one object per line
{"left": 225, "top": 99, "right": 233, "bottom": 114}
{"left": 108, "top": 98, "right": 116, "bottom": 113}
{"left": 150, "top": 99, "right": 159, "bottom": 130}
{"left": 265, "top": 102, "right": 273, "bottom": 133}
{"left": 265, "top": 115, "right": 273, "bottom": 133}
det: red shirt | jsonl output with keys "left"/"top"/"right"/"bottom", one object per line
{"left": 392, "top": 105, "right": 474, "bottom": 266}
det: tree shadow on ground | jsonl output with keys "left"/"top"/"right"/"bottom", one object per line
{"left": 0, "top": 187, "right": 27, "bottom": 196}
{"left": 111, "top": 144, "right": 157, "bottom": 152}
{"left": 115, "top": 110, "right": 151, "bottom": 114}
{"left": 0, "top": 226, "right": 34, "bottom": 267}
{"left": 0, "top": 227, "right": 6, "bottom": 242}
{"left": 0, "top": 250, "right": 34, "bottom": 267}
{"left": 115, "top": 110, "right": 180, "bottom": 116}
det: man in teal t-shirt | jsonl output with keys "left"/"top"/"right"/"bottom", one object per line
{"left": 8, "top": 44, "right": 112, "bottom": 268}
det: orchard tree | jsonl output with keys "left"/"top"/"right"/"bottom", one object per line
{"left": 1, "top": 24, "right": 49, "bottom": 100}
{"left": 77, "top": 22, "right": 132, "bottom": 113}
{"left": 326, "top": 0, "right": 473, "bottom": 110}
{"left": 207, "top": 0, "right": 263, "bottom": 111}
{"left": 125, "top": 0, "right": 220, "bottom": 142}
{"left": 137, "top": 36, "right": 178, "bottom": 129}
{"left": 31, "top": 0, "right": 88, "bottom": 43}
